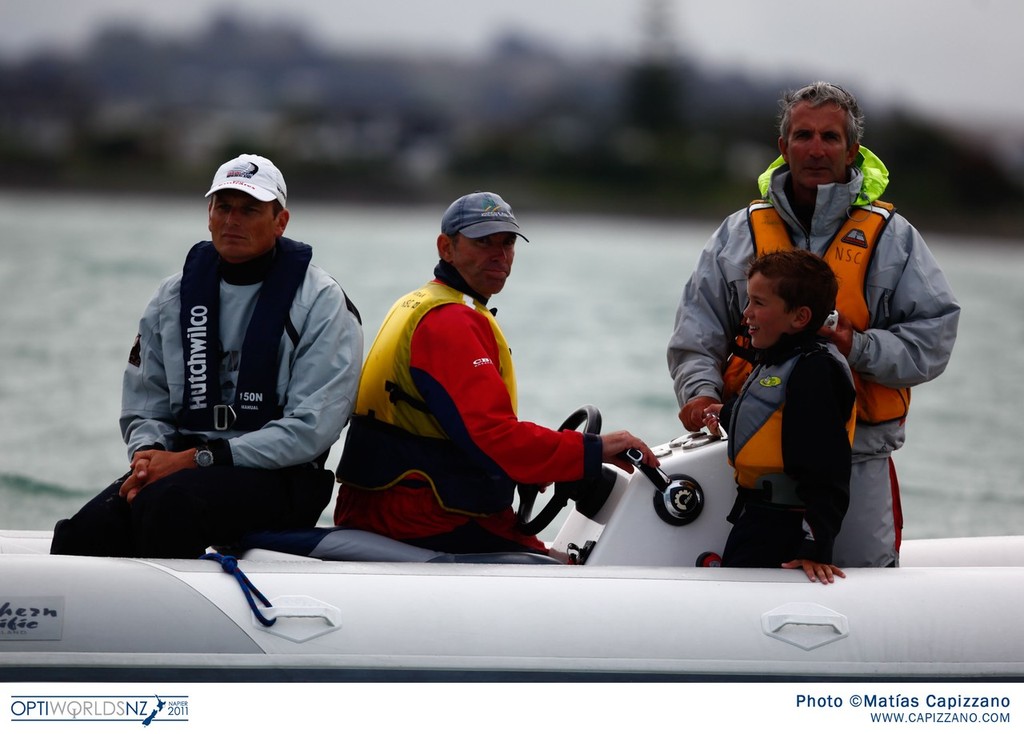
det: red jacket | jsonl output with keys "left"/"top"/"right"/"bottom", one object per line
{"left": 335, "top": 268, "right": 602, "bottom": 551}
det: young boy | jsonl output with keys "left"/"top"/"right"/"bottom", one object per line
{"left": 704, "top": 250, "right": 856, "bottom": 583}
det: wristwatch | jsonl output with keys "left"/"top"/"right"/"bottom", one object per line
{"left": 194, "top": 447, "right": 215, "bottom": 468}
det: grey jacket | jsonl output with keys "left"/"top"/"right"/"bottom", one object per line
{"left": 120, "top": 257, "right": 363, "bottom": 469}
{"left": 667, "top": 158, "right": 960, "bottom": 456}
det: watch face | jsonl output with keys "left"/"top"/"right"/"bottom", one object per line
{"left": 195, "top": 449, "right": 214, "bottom": 468}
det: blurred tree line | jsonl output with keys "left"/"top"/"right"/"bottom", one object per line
{"left": 1, "top": 16, "right": 1021, "bottom": 237}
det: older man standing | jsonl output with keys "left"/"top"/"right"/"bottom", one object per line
{"left": 668, "top": 83, "right": 960, "bottom": 567}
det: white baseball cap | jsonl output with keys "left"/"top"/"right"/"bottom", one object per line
{"left": 205, "top": 154, "right": 287, "bottom": 207}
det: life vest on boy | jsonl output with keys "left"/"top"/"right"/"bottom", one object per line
{"left": 728, "top": 342, "right": 856, "bottom": 502}
{"left": 722, "top": 200, "right": 910, "bottom": 425}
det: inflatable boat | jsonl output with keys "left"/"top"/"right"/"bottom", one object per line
{"left": 4, "top": 407, "right": 1024, "bottom": 682}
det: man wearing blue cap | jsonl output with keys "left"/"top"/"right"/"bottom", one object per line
{"left": 51, "top": 154, "right": 363, "bottom": 558}
{"left": 334, "top": 192, "right": 657, "bottom": 554}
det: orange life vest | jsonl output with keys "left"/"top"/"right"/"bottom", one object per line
{"left": 723, "top": 200, "right": 909, "bottom": 425}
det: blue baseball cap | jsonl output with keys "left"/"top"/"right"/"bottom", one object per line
{"left": 441, "top": 192, "right": 529, "bottom": 241}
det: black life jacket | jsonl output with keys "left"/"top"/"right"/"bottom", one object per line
{"left": 177, "top": 237, "right": 311, "bottom": 432}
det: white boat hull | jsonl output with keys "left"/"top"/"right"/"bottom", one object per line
{"left": 4, "top": 434, "right": 1024, "bottom": 682}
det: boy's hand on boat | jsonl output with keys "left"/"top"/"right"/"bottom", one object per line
{"left": 783, "top": 559, "right": 846, "bottom": 583}
{"left": 600, "top": 431, "right": 659, "bottom": 473}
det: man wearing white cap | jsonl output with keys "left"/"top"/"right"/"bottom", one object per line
{"left": 51, "top": 154, "right": 363, "bottom": 558}
{"left": 334, "top": 191, "right": 657, "bottom": 555}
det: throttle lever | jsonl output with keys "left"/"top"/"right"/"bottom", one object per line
{"left": 620, "top": 447, "right": 705, "bottom": 527}
{"left": 620, "top": 447, "right": 672, "bottom": 490}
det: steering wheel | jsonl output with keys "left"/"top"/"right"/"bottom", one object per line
{"left": 516, "top": 405, "right": 615, "bottom": 536}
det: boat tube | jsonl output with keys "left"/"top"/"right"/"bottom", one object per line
{"left": 4, "top": 409, "right": 1024, "bottom": 682}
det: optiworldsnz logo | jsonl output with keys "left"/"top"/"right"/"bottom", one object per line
{"left": 10, "top": 695, "right": 189, "bottom": 726}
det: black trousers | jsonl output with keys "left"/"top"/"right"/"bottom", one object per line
{"left": 50, "top": 465, "right": 334, "bottom": 559}
{"left": 721, "top": 501, "right": 805, "bottom": 569}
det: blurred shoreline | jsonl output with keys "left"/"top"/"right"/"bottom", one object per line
{"left": 4, "top": 16, "right": 1023, "bottom": 243}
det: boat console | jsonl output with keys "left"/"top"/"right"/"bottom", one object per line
{"left": 551, "top": 430, "right": 735, "bottom": 566}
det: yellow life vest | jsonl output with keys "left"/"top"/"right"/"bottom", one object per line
{"left": 337, "top": 280, "right": 520, "bottom": 516}
{"left": 354, "top": 280, "right": 517, "bottom": 435}
{"left": 723, "top": 200, "right": 910, "bottom": 425}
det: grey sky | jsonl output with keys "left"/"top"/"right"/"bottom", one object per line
{"left": 4, "top": 0, "right": 1022, "bottom": 129}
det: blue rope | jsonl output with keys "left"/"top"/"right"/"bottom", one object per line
{"left": 201, "top": 552, "right": 276, "bottom": 626}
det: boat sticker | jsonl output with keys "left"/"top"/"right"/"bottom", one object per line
{"left": 0, "top": 596, "right": 64, "bottom": 641}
